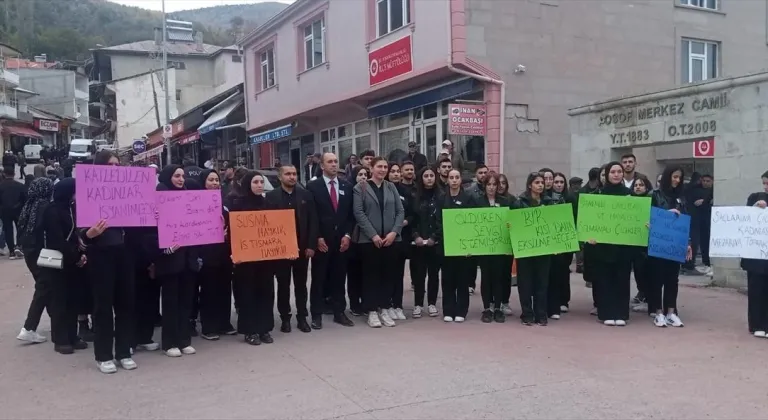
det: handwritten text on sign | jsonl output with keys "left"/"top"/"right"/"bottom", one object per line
{"left": 576, "top": 194, "right": 651, "bottom": 246}
{"left": 229, "top": 210, "right": 299, "bottom": 263}
{"left": 648, "top": 207, "right": 690, "bottom": 263}
{"left": 442, "top": 208, "right": 512, "bottom": 256}
{"left": 156, "top": 190, "right": 224, "bottom": 248}
{"left": 75, "top": 165, "right": 157, "bottom": 228}
{"left": 710, "top": 206, "right": 768, "bottom": 260}
{"left": 509, "top": 204, "right": 579, "bottom": 258}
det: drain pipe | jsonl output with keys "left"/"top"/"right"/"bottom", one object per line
{"left": 446, "top": 63, "right": 506, "bottom": 173}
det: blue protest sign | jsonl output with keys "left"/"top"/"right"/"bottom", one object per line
{"left": 647, "top": 207, "right": 690, "bottom": 263}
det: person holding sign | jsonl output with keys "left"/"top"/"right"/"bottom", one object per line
{"left": 628, "top": 175, "right": 653, "bottom": 315}
{"left": 477, "top": 172, "right": 513, "bottom": 323}
{"left": 439, "top": 169, "right": 478, "bottom": 323}
{"left": 545, "top": 172, "right": 574, "bottom": 319}
{"left": 647, "top": 166, "right": 692, "bottom": 328}
{"left": 229, "top": 171, "right": 277, "bottom": 345}
{"left": 511, "top": 172, "right": 555, "bottom": 326}
{"left": 353, "top": 157, "right": 405, "bottom": 328}
{"left": 742, "top": 176, "right": 768, "bottom": 338}
{"left": 410, "top": 167, "right": 444, "bottom": 319}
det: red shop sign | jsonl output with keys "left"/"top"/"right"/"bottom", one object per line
{"left": 369, "top": 35, "right": 413, "bottom": 86}
{"left": 448, "top": 104, "right": 487, "bottom": 136}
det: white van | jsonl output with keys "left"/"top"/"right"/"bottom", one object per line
{"left": 69, "top": 138, "right": 95, "bottom": 162}
{"left": 23, "top": 144, "right": 43, "bottom": 162}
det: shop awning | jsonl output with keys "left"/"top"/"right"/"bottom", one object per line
{"left": 367, "top": 78, "right": 477, "bottom": 118}
{"left": 198, "top": 98, "right": 242, "bottom": 135}
{"left": 133, "top": 144, "right": 164, "bottom": 162}
{"left": 2, "top": 125, "right": 42, "bottom": 139}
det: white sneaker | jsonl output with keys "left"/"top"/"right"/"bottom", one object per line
{"left": 136, "top": 342, "right": 160, "bottom": 351}
{"left": 603, "top": 320, "right": 616, "bottom": 326}
{"left": 559, "top": 305, "right": 569, "bottom": 313}
{"left": 550, "top": 314, "right": 561, "bottom": 320}
{"left": 615, "top": 320, "right": 627, "bottom": 327}
{"left": 118, "top": 358, "right": 137, "bottom": 370}
{"left": 181, "top": 346, "right": 196, "bottom": 355}
{"left": 468, "top": 287, "right": 475, "bottom": 295}
{"left": 96, "top": 360, "right": 117, "bottom": 374}
{"left": 394, "top": 308, "right": 406, "bottom": 320}
{"left": 501, "top": 304, "right": 513, "bottom": 315}
{"left": 16, "top": 328, "right": 47, "bottom": 343}
{"left": 367, "top": 311, "right": 382, "bottom": 328}
{"left": 387, "top": 308, "right": 397, "bottom": 320}
{"left": 379, "top": 310, "right": 396, "bottom": 327}
{"left": 753, "top": 331, "right": 767, "bottom": 338}
{"left": 653, "top": 314, "right": 667, "bottom": 327}
{"left": 666, "top": 313, "right": 684, "bottom": 327}
{"left": 443, "top": 316, "right": 454, "bottom": 322}
{"left": 428, "top": 305, "right": 439, "bottom": 317}
{"left": 590, "top": 307, "right": 598, "bottom": 316}
{"left": 165, "top": 347, "right": 182, "bottom": 357}
{"left": 412, "top": 306, "right": 423, "bottom": 318}
{"left": 454, "top": 316, "right": 465, "bottom": 323}
{"left": 632, "top": 302, "right": 648, "bottom": 313}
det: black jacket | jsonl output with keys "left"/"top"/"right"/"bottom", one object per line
{"left": 265, "top": 186, "right": 319, "bottom": 252}
{"left": 742, "top": 192, "right": 768, "bottom": 274}
{"left": 437, "top": 188, "right": 477, "bottom": 245}
{"left": 0, "top": 178, "right": 26, "bottom": 215}
{"left": 511, "top": 191, "right": 554, "bottom": 209}
{"left": 306, "top": 176, "right": 355, "bottom": 244}
{"left": 2, "top": 154, "right": 16, "bottom": 167}
{"left": 685, "top": 184, "right": 713, "bottom": 219}
{"left": 411, "top": 187, "right": 443, "bottom": 243}
{"left": 477, "top": 193, "right": 512, "bottom": 208}
{"left": 407, "top": 152, "right": 428, "bottom": 172}
{"left": 303, "top": 163, "right": 322, "bottom": 184}
{"left": 395, "top": 183, "right": 415, "bottom": 243}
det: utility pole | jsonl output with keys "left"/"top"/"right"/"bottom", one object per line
{"left": 162, "top": 0, "right": 172, "bottom": 166}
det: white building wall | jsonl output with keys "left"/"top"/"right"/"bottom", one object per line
{"left": 112, "top": 69, "right": 178, "bottom": 148}
{"left": 213, "top": 51, "right": 244, "bottom": 95}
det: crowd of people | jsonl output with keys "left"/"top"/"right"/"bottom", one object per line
{"left": 6, "top": 144, "right": 756, "bottom": 377}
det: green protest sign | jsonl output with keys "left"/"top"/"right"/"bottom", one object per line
{"left": 442, "top": 208, "right": 512, "bottom": 256}
{"left": 508, "top": 204, "right": 579, "bottom": 258}
{"left": 576, "top": 194, "right": 651, "bottom": 246}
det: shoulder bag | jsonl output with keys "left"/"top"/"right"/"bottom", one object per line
{"left": 37, "top": 207, "right": 75, "bottom": 270}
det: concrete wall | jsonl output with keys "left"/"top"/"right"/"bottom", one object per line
{"left": 213, "top": 51, "right": 244, "bottom": 95}
{"left": 18, "top": 69, "right": 77, "bottom": 120}
{"left": 111, "top": 69, "right": 178, "bottom": 148}
{"left": 465, "top": 0, "right": 768, "bottom": 190}
{"left": 569, "top": 72, "right": 768, "bottom": 288}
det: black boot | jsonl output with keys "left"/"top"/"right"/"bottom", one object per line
{"left": 296, "top": 317, "right": 311, "bottom": 333}
{"left": 280, "top": 316, "right": 292, "bottom": 333}
{"left": 78, "top": 320, "right": 95, "bottom": 342}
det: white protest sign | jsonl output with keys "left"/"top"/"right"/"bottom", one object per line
{"left": 710, "top": 206, "right": 768, "bottom": 259}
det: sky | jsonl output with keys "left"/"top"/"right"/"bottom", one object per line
{"left": 108, "top": 0, "right": 292, "bottom": 13}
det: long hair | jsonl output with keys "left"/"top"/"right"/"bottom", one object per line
{"left": 553, "top": 172, "right": 569, "bottom": 196}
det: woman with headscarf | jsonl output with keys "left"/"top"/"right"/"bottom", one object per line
{"left": 198, "top": 169, "right": 236, "bottom": 340}
{"left": 229, "top": 171, "right": 275, "bottom": 345}
{"left": 648, "top": 166, "right": 692, "bottom": 328}
{"left": 184, "top": 176, "right": 203, "bottom": 337}
{"left": 546, "top": 172, "right": 572, "bottom": 320}
{"left": 81, "top": 150, "right": 137, "bottom": 374}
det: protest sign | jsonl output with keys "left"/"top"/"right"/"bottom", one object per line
{"left": 647, "top": 207, "right": 690, "bottom": 263}
{"left": 710, "top": 206, "right": 768, "bottom": 259}
{"left": 576, "top": 194, "right": 651, "bottom": 246}
{"left": 229, "top": 210, "right": 299, "bottom": 263}
{"left": 75, "top": 165, "right": 157, "bottom": 228}
{"left": 156, "top": 190, "right": 224, "bottom": 248}
{"left": 508, "top": 204, "right": 579, "bottom": 258}
{"left": 442, "top": 208, "right": 512, "bottom": 256}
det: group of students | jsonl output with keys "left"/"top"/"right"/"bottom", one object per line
{"left": 11, "top": 146, "right": 764, "bottom": 375}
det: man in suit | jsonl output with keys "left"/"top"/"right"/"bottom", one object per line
{"left": 306, "top": 152, "right": 355, "bottom": 329}
{"left": 266, "top": 164, "right": 319, "bottom": 334}
{"left": 303, "top": 153, "right": 323, "bottom": 184}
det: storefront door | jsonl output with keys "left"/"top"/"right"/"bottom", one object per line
{"left": 414, "top": 121, "right": 439, "bottom": 164}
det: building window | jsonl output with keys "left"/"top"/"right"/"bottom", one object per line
{"left": 168, "top": 61, "right": 186, "bottom": 70}
{"left": 260, "top": 47, "right": 276, "bottom": 90}
{"left": 303, "top": 17, "right": 325, "bottom": 70}
{"left": 679, "top": 0, "right": 718, "bottom": 10}
{"left": 176, "top": 89, "right": 182, "bottom": 101}
{"left": 231, "top": 55, "right": 242, "bottom": 63}
{"left": 377, "top": 0, "right": 410, "bottom": 37}
{"left": 681, "top": 39, "right": 719, "bottom": 84}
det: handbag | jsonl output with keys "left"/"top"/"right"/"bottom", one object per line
{"left": 36, "top": 208, "right": 75, "bottom": 270}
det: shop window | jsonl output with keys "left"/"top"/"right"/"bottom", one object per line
{"left": 377, "top": 110, "right": 409, "bottom": 130}
{"left": 355, "top": 135, "right": 371, "bottom": 155}
{"left": 260, "top": 47, "right": 276, "bottom": 90}
{"left": 681, "top": 39, "right": 719, "bottom": 84}
{"left": 176, "top": 89, "right": 182, "bottom": 101}
{"left": 303, "top": 17, "right": 325, "bottom": 70}
{"left": 355, "top": 120, "right": 371, "bottom": 135}
{"left": 423, "top": 103, "right": 438, "bottom": 120}
{"left": 379, "top": 127, "right": 410, "bottom": 163}
{"left": 231, "top": 55, "right": 242, "bottom": 63}
{"left": 377, "top": 0, "right": 411, "bottom": 37}
{"left": 680, "top": 0, "right": 718, "bottom": 10}
{"left": 338, "top": 138, "right": 353, "bottom": 170}
{"left": 441, "top": 118, "right": 485, "bottom": 174}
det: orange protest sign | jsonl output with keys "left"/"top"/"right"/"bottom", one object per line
{"left": 229, "top": 209, "right": 299, "bottom": 263}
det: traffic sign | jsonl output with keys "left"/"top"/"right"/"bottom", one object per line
{"left": 162, "top": 124, "right": 173, "bottom": 139}
{"left": 693, "top": 138, "right": 714, "bottom": 158}
{"left": 132, "top": 140, "right": 147, "bottom": 154}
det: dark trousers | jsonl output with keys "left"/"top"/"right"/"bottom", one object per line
{"left": 50, "top": 267, "right": 78, "bottom": 346}
{"left": 347, "top": 244, "right": 364, "bottom": 314}
{"left": 390, "top": 242, "right": 408, "bottom": 309}
{"left": 22, "top": 250, "right": 51, "bottom": 331}
{"left": 547, "top": 255, "right": 571, "bottom": 316}
{"left": 135, "top": 267, "right": 160, "bottom": 346}
{"left": 595, "top": 258, "right": 632, "bottom": 321}
{"left": 747, "top": 272, "right": 768, "bottom": 332}
{"left": 1, "top": 212, "right": 19, "bottom": 251}
{"left": 442, "top": 256, "right": 471, "bottom": 318}
{"left": 310, "top": 236, "right": 348, "bottom": 316}
{"left": 72, "top": 266, "right": 92, "bottom": 315}
{"left": 276, "top": 257, "right": 309, "bottom": 318}
{"left": 199, "top": 263, "right": 233, "bottom": 334}
{"left": 583, "top": 246, "right": 598, "bottom": 307}
{"left": 190, "top": 273, "right": 201, "bottom": 321}
{"left": 481, "top": 255, "right": 511, "bottom": 310}
{"left": 235, "top": 262, "right": 274, "bottom": 335}
{"left": 700, "top": 217, "right": 711, "bottom": 266}
{"left": 647, "top": 257, "right": 680, "bottom": 314}
{"left": 411, "top": 245, "right": 441, "bottom": 307}
{"left": 470, "top": 257, "right": 479, "bottom": 290}
{"left": 360, "top": 243, "right": 399, "bottom": 312}
{"left": 516, "top": 256, "right": 550, "bottom": 322}
{"left": 159, "top": 271, "right": 195, "bottom": 351}
{"left": 88, "top": 246, "right": 135, "bottom": 362}
{"left": 19, "top": 165, "right": 25, "bottom": 179}
{"left": 503, "top": 260, "right": 512, "bottom": 304}
{"left": 631, "top": 252, "right": 649, "bottom": 299}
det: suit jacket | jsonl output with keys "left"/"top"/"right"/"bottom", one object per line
{"left": 353, "top": 180, "right": 405, "bottom": 244}
{"left": 307, "top": 176, "right": 355, "bottom": 245}
{"left": 265, "top": 187, "right": 319, "bottom": 252}
{"left": 303, "top": 163, "right": 322, "bottom": 184}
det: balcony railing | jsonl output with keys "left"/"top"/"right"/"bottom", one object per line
{"left": 0, "top": 68, "right": 20, "bottom": 87}
{"left": 0, "top": 101, "right": 19, "bottom": 119}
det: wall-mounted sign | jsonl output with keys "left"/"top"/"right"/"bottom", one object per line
{"left": 162, "top": 124, "right": 173, "bottom": 139}
{"left": 693, "top": 138, "right": 714, "bottom": 158}
{"left": 35, "top": 119, "right": 60, "bottom": 132}
{"left": 448, "top": 104, "right": 487, "bottom": 136}
{"left": 177, "top": 132, "right": 200, "bottom": 145}
{"left": 132, "top": 140, "right": 147, "bottom": 154}
{"left": 369, "top": 35, "right": 413, "bottom": 86}
{"left": 250, "top": 124, "right": 293, "bottom": 145}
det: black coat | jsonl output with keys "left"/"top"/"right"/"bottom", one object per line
{"left": 742, "top": 193, "right": 768, "bottom": 274}
{"left": 411, "top": 187, "right": 443, "bottom": 242}
{"left": 265, "top": 187, "right": 319, "bottom": 252}
{"left": 437, "top": 188, "right": 477, "bottom": 245}
{"left": 407, "top": 152, "right": 428, "bottom": 172}
{"left": 0, "top": 178, "right": 26, "bottom": 215}
{"left": 306, "top": 177, "right": 355, "bottom": 245}
{"left": 395, "top": 183, "right": 415, "bottom": 243}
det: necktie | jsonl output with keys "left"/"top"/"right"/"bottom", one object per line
{"left": 329, "top": 180, "right": 338, "bottom": 211}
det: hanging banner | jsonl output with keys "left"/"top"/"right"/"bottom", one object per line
{"left": 448, "top": 104, "right": 487, "bottom": 136}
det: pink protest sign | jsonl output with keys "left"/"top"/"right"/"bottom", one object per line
{"left": 76, "top": 165, "right": 157, "bottom": 228}
{"left": 156, "top": 190, "right": 224, "bottom": 248}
